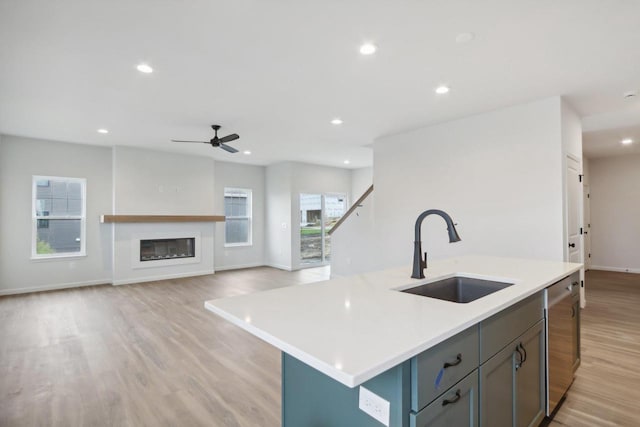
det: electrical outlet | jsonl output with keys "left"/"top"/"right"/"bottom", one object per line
{"left": 359, "top": 386, "right": 390, "bottom": 426}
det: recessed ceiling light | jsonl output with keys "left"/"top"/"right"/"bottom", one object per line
{"left": 243, "top": 150, "right": 252, "bottom": 155}
{"left": 623, "top": 91, "right": 637, "bottom": 99}
{"left": 435, "top": 85, "right": 450, "bottom": 94}
{"left": 359, "top": 43, "right": 377, "bottom": 55}
{"left": 331, "top": 118, "right": 343, "bottom": 125}
{"left": 456, "top": 32, "right": 475, "bottom": 44}
{"left": 136, "top": 63, "right": 153, "bottom": 73}
{"left": 97, "top": 128, "right": 109, "bottom": 134}
{"left": 343, "top": 160, "right": 350, "bottom": 165}
{"left": 621, "top": 138, "right": 633, "bottom": 145}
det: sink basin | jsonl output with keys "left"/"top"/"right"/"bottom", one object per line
{"left": 401, "top": 276, "right": 513, "bottom": 303}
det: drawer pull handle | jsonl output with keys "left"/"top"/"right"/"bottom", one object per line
{"left": 515, "top": 345, "right": 524, "bottom": 371}
{"left": 442, "top": 390, "right": 461, "bottom": 406}
{"left": 519, "top": 343, "right": 527, "bottom": 364}
{"left": 443, "top": 353, "right": 462, "bottom": 369}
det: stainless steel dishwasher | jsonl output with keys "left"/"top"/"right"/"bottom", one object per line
{"left": 546, "top": 273, "right": 579, "bottom": 415}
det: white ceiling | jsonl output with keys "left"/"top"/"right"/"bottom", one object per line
{"left": 1, "top": 0, "right": 639, "bottom": 167}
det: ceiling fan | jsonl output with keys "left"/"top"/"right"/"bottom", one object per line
{"left": 172, "top": 124, "right": 239, "bottom": 153}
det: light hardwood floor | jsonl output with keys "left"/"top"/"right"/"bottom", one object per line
{"left": 1, "top": 268, "right": 639, "bottom": 426}
{"left": 0, "top": 267, "right": 329, "bottom": 427}
{"left": 549, "top": 270, "right": 640, "bottom": 427}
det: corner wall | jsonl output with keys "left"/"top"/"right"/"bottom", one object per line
{"left": 214, "top": 161, "right": 266, "bottom": 270}
{"left": 265, "top": 162, "right": 293, "bottom": 270}
{"left": 113, "top": 146, "right": 215, "bottom": 214}
{"left": 371, "top": 97, "right": 566, "bottom": 271}
{"left": 0, "top": 135, "right": 113, "bottom": 294}
{"left": 589, "top": 154, "right": 640, "bottom": 273}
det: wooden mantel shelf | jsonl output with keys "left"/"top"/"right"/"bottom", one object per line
{"left": 100, "top": 215, "right": 225, "bottom": 223}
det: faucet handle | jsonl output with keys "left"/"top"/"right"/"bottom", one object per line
{"left": 423, "top": 252, "right": 428, "bottom": 269}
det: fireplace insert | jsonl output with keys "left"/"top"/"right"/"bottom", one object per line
{"left": 140, "top": 237, "right": 195, "bottom": 262}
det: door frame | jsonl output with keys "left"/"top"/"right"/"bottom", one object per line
{"left": 297, "top": 192, "right": 347, "bottom": 269}
{"left": 563, "top": 153, "right": 586, "bottom": 308}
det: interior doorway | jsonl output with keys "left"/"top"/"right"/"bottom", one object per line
{"left": 299, "top": 193, "right": 347, "bottom": 266}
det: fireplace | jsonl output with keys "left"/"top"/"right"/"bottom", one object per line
{"left": 140, "top": 237, "right": 195, "bottom": 262}
{"left": 131, "top": 231, "right": 202, "bottom": 270}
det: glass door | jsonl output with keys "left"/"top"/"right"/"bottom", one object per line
{"left": 323, "top": 194, "right": 346, "bottom": 262}
{"left": 299, "top": 193, "right": 346, "bottom": 265}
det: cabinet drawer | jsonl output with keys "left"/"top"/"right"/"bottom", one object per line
{"left": 411, "top": 325, "right": 479, "bottom": 411}
{"left": 410, "top": 369, "right": 478, "bottom": 427}
{"left": 479, "top": 292, "right": 543, "bottom": 363}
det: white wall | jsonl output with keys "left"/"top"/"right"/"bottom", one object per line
{"left": 0, "top": 135, "right": 113, "bottom": 294}
{"left": 589, "top": 154, "right": 640, "bottom": 273}
{"left": 214, "top": 161, "right": 265, "bottom": 270}
{"left": 113, "top": 146, "right": 215, "bottom": 214}
{"left": 110, "top": 146, "right": 217, "bottom": 284}
{"left": 331, "top": 193, "right": 377, "bottom": 277}
{"left": 369, "top": 97, "right": 566, "bottom": 272}
{"left": 265, "top": 162, "right": 293, "bottom": 270}
{"left": 561, "top": 100, "right": 583, "bottom": 159}
{"left": 351, "top": 167, "right": 373, "bottom": 205}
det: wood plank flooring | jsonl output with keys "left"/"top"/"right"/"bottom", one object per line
{"left": 1, "top": 268, "right": 639, "bottom": 426}
{"left": 0, "top": 267, "right": 329, "bottom": 427}
{"left": 549, "top": 270, "right": 640, "bottom": 427}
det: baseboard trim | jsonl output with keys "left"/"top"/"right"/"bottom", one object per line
{"left": 0, "top": 278, "right": 111, "bottom": 296}
{"left": 590, "top": 265, "right": 640, "bottom": 274}
{"left": 112, "top": 269, "right": 215, "bottom": 286}
{"left": 266, "top": 263, "right": 293, "bottom": 271}
{"left": 215, "top": 262, "right": 264, "bottom": 271}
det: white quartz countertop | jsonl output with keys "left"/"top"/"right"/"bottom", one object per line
{"left": 204, "top": 255, "right": 581, "bottom": 388}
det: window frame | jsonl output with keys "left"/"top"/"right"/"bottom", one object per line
{"left": 31, "top": 175, "right": 87, "bottom": 260}
{"left": 224, "top": 187, "right": 253, "bottom": 247}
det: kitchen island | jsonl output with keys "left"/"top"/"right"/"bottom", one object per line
{"left": 205, "top": 256, "right": 581, "bottom": 426}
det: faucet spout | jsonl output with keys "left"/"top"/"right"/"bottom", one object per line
{"left": 411, "top": 209, "right": 461, "bottom": 279}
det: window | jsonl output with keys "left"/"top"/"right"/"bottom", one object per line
{"left": 32, "top": 176, "right": 86, "bottom": 258}
{"left": 224, "top": 188, "right": 252, "bottom": 246}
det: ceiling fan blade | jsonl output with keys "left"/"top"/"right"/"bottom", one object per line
{"left": 219, "top": 144, "right": 238, "bottom": 153}
{"left": 218, "top": 134, "right": 239, "bottom": 143}
{"left": 171, "top": 139, "right": 210, "bottom": 143}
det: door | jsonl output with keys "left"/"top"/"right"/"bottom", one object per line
{"left": 583, "top": 185, "right": 591, "bottom": 270}
{"left": 300, "top": 194, "right": 323, "bottom": 265}
{"left": 565, "top": 156, "right": 582, "bottom": 264}
{"left": 323, "top": 194, "right": 346, "bottom": 262}
{"left": 480, "top": 344, "right": 515, "bottom": 427}
{"left": 515, "top": 321, "right": 545, "bottom": 427}
{"left": 480, "top": 322, "right": 545, "bottom": 427}
{"left": 299, "top": 193, "right": 347, "bottom": 265}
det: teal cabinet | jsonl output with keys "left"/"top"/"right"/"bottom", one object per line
{"left": 282, "top": 353, "right": 411, "bottom": 427}
{"left": 411, "top": 325, "right": 479, "bottom": 412}
{"left": 479, "top": 320, "right": 545, "bottom": 427}
{"left": 410, "top": 370, "right": 478, "bottom": 427}
{"left": 282, "top": 289, "right": 554, "bottom": 427}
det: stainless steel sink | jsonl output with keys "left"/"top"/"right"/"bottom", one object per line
{"left": 401, "top": 276, "right": 513, "bottom": 303}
